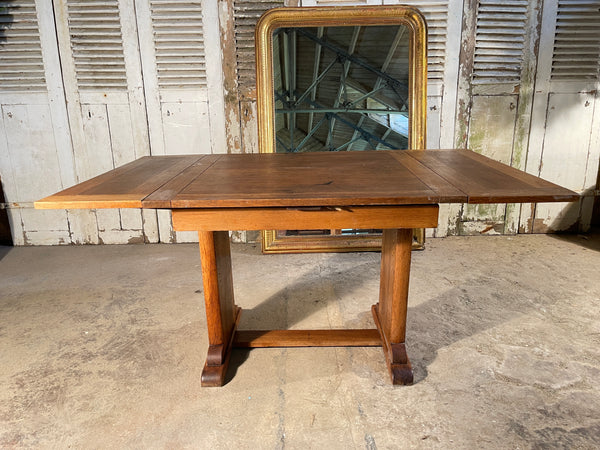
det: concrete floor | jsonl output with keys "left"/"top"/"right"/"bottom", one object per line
{"left": 1, "top": 233, "right": 599, "bottom": 448}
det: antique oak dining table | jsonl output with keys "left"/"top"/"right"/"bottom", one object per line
{"left": 36, "top": 149, "right": 579, "bottom": 386}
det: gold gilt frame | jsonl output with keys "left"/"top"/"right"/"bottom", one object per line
{"left": 255, "top": 6, "right": 428, "bottom": 253}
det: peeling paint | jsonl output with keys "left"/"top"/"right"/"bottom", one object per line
{"left": 459, "top": 220, "right": 503, "bottom": 236}
{"left": 219, "top": 0, "right": 243, "bottom": 155}
{"left": 454, "top": 0, "right": 477, "bottom": 149}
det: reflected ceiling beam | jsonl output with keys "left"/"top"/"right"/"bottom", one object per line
{"left": 276, "top": 27, "right": 409, "bottom": 152}
{"left": 294, "top": 114, "right": 327, "bottom": 152}
{"left": 327, "top": 26, "right": 361, "bottom": 148}
{"left": 331, "top": 135, "right": 363, "bottom": 152}
{"left": 290, "top": 30, "right": 297, "bottom": 136}
{"left": 308, "top": 27, "right": 324, "bottom": 132}
{"left": 282, "top": 29, "right": 298, "bottom": 146}
{"left": 276, "top": 134, "right": 291, "bottom": 153}
{"left": 293, "top": 57, "right": 338, "bottom": 106}
{"left": 376, "top": 128, "right": 393, "bottom": 150}
{"left": 345, "top": 78, "right": 403, "bottom": 110}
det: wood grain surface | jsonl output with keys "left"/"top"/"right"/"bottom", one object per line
{"left": 35, "top": 150, "right": 580, "bottom": 210}
{"left": 34, "top": 155, "right": 205, "bottom": 209}
{"left": 406, "top": 149, "right": 579, "bottom": 203}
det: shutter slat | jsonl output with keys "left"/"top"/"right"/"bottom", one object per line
{"left": 0, "top": 0, "right": 46, "bottom": 91}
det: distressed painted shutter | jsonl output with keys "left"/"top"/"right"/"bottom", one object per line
{"left": 525, "top": 0, "right": 600, "bottom": 233}
{"left": 136, "top": 0, "right": 226, "bottom": 243}
{"left": 465, "top": 0, "right": 529, "bottom": 162}
{"left": 233, "top": 0, "right": 284, "bottom": 154}
{"left": 0, "top": 0, "right": 75, "bottom": 245}
{"left": 54, "top": 0, "right": 156, "bottom": 244}
{"left": 453, "top": 0, "right": 540, "bottom": 236}
{"left": 235, "top": 0, "right": 284, "bottom": 94}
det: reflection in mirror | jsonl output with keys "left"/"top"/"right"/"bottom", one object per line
{"left": 273, "top": 25, "right": 410, "bottom": 153}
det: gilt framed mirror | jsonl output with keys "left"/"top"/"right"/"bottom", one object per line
{"left": 255, "top": 6, "right": 427, "bottom": 253}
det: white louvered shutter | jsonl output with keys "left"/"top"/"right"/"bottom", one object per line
{"left": 0, "top": 0, "right": 78, "bottom": 245}
{"left": 137, "top": 0, "right": 225, "bottom": 157}
{"left": 53, "top": 0, "right": 154, "bottom": 245}
{"left": 135, "top": 0, "right": 226, "bottom": 243}
{"left": 0, "top": 0, "right": 45, "bottom": 91}
{"left": 458, "top": 0, "right": 535, "bottom": 236}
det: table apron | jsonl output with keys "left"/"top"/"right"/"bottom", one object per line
{"left": 172, "top": 205, "right": 439, "bottom": 231}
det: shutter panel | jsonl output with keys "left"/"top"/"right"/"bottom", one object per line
{"left": 472, "top": 0, "right": 528, "bottom": 84}
{"left": 66, "top": 0, "right": 127, "bottom": 91}
{"left": 234, "top": 0, "right": 284, "bottom": 93}
{"left": 551, "top": 0, "right": 600, "bottom": 81}
{"left": 150, "top": 0, "right": 207, "bottom": 89}
{"left": 0, "top": 0, "right": 45, "bottom": 91}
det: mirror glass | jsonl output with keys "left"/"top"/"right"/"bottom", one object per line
{"left": 273, "top": 25, "right": 410, "bottom": 153}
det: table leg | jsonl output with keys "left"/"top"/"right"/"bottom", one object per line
{"left": 198, "top": 231, "right": 240, "bottom": 387}
{"left": 373, "top": 228, "right": 414, "bottom": 385}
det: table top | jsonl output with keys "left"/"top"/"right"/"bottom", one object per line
{"left": 35, "top": 149, "right": 579, "bottom": 210}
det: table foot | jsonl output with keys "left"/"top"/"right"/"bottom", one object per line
{"left": 201, "top": 306, "right": 241, "bottom": 387}
{"left": 201, "top": 357, "right": 229, "bottom": 387}
{"left": 372, "top": 303, "right": 414, "bottom": 385}
{"left": 387, "top": 343, "right": 414, "bottom": 385}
